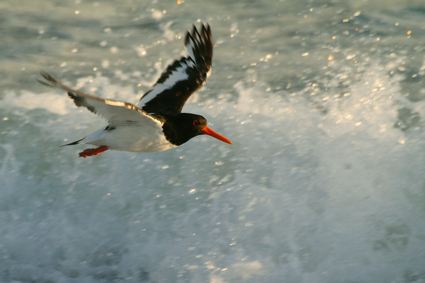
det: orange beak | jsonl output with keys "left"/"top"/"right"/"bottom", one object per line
{"left": 202, "top": 126, "right": 232, "bottom": 144}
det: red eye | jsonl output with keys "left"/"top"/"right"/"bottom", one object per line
{"left": 193, "top": 120, "right": 199, "bottom": 126}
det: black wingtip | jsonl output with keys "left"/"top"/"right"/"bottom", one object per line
{"left": 184, "top": 22, "right": 210, "bottom": 47}
{"left": 38, "top": 70, "right": 59, "bottom": 88}
{"left": 184, "top": 30, "right": 190, "bottom": 46}
{"left": 192, "top": 24, "right": 202, "bottom": 39}
{"left": 198, "top": 23, "right": 211, "bottom": 39}
{"left": 37, "top": 78, "right": 51, "bottom": 87}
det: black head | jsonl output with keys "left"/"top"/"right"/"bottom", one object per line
{"left": 162, "top": 113, "right": 232, "bottom": 146}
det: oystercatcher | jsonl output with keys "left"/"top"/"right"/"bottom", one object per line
{"left": 39, "top": 23, "right": 232, "bottom": 158}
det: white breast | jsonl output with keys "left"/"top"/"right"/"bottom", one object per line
{"left": 81, "top": 124, "right": 177, "bottom": 153}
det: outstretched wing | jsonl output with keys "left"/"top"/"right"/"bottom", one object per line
{"left": 38, "top": 71, "right": 163, "bottom": 125}
{"left": 137, "top": 23, "right": 212, "bottom": 115}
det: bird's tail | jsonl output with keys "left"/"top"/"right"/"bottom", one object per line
{"left": 61, "top": 137, "right": 84, "bottom": 147}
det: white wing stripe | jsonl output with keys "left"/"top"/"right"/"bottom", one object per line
{"left": 137, "top": 63, "right": 190, "bottom": 109}
{"left": 136, "top": 23, "right": 212, "bottom": 115}
{"left": 138, "top": 85, "right": 168, "bottom": 108}
{"left": 37, "top": 71, "right": 163, "bottom": 125}
{"left": 161, "top": 64, "right": 189, "bottom": 87}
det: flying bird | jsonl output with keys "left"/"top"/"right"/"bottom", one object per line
{"left": 39, "top": 23, "right": 232, "bottom": 158}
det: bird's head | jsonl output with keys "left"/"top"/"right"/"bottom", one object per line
{"left": 191, "top": 115, "right": 232, "bottom": 145}
{"left": 164, "top": 113, "right": 232, "bottom": 146}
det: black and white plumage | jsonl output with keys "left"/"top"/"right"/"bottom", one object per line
{"left": 38, "top": 23, "right": 231, "bottom": 158}
{"left": 137, "top": 23, "right": 212, "bottom": 115}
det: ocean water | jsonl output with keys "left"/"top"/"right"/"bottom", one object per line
{"left": 1, "top": 0, "right": 425, "bottom": 282}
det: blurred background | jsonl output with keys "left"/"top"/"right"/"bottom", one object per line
{"left": 1, "top": 0, "right": 425, "bottom": 282}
